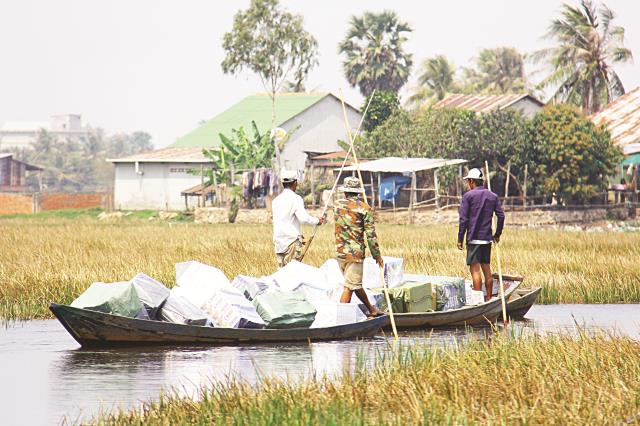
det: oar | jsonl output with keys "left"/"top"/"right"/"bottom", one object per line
{"left": 339, "top": 89, "right": 398, "bottom": 341}
{"left": 484, "top": 161, "right": 508, "bottom": 324}
{"left": 298, "top": 92, "right": 376, "bottom": 262}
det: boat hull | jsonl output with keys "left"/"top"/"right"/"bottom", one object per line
{"left": 505, "top": 287, "right": 541, "bottom": 319}
{"left": 50, "top": 303, "right": 390, "bottom": 348}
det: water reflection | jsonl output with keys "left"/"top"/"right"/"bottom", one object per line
{"left": 1, "top": 304, "right": 638, "bottom": 425}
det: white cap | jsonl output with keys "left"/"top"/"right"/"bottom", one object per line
{"left": 463, "top": 168, "right": 484, "bottom": 180}
{"left": 280, "top": 168, "right": 298, "bottom": 183}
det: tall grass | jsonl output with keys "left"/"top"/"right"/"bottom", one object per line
{"left": 92, "top": 333, "right": 640, "bottom": 425}
{"left": 1, "top": 217, "right": 639, "bottom": 320}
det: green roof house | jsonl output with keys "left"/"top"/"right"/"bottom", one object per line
{"left": 107, "top": 93, "right": 361, "bottom": 210}
{"left": 173, "top": 92, "right": 361, "bottom": 171}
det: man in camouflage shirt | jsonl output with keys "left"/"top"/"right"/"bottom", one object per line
{"left": 334, "top": 176, "right": 384, "bottom": 317}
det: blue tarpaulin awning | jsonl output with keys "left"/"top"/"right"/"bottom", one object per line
{"left": 621, "top": 153, "right": 640, "bottom": 166}
{"left": 379, "top": 176, "right": 412, "bottom": 201}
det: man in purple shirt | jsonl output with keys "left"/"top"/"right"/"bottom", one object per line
{"left": 457, "top": 168, "right": 505, "bottom": 301}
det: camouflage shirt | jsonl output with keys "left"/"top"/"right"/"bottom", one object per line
{"left": 334, "top": 198, "right": 381, "bottom": 262}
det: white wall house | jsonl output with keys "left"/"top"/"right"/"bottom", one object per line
{"left": 109, "top": 92, "right": 362, "bottom": 210}
{"left": 0, "top": 114, "right": 89, "bottom": 150}
{"left": 108, "top": 148, "right": 213, "bottom": 211}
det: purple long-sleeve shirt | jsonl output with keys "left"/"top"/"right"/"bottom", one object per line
{"left": 458, "top": 186, "right": 505, "bottom": 243}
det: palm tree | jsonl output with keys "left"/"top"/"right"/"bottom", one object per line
{"left": 533, "top": 0, "right": 633, "bottom": 114}
{"left": 462, "top": 47, "right": 527, "bottom": 95}
{"left": 406, "top": 55, "right": 457, "bottom": 108}
{"left": 338, "top": 10, "right": 413, "bottom": 97}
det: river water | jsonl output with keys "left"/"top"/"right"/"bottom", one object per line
{"left": 1, "top": 304, "right": 639, "bottom": 425}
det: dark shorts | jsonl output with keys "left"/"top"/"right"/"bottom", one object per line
{"left": 466, "top": 243, "right": 492, "bottom": 265}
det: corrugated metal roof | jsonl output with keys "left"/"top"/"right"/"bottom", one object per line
{"left": 591, "top": 87, "right": 640, "bottom": 154}
{"left": 172, "top": 93, "right": 358, "bottom": 149}
{"left": 0, "top": 152, "right": 43, "bottom": 170}
{"left": 107, "top": 147, "right": 212, "bottom": 163}
{"left": 342, "top": 157, "right": 466, "bottom": 173}
{"left": 433, "top": 93, "right": 542, "bottom": 113}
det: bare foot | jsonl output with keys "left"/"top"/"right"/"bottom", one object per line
{"left": 368, "top": 308, "right": 385, "bottom": 317}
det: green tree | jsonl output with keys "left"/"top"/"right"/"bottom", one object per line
{"left": 462, "top": 47, "right": 527, "bottom": 94}
{"left": 362, "top": 91, "right": 400, "bottom": 132}
{"left": 533, "top": 0, "right": 633, "bottom": 114}
{"left": 221, "top": 0, "right": 318, "bottom": 139}
{"left": 528, "top": 104, "right": 622, "bottom": 204}
{"left": 407, "top": 55, "right": 458, "bottom": 108}
{"left": 339, "top": 10, "right": 413, "bottom": 97}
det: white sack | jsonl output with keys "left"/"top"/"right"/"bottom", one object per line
{"left": 202, "top": 286, "right": 265, "bottom": 329}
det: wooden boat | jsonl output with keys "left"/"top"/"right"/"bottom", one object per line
{"left": 49, "top": 303, "right": 390, "bottom": 348}
{"left": 389, "top": 275, "right": 523, "bottom": 329}
{"left": 505, "top": 287, "right": 541, "bottom": 319}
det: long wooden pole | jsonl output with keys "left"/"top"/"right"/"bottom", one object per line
{"left": 298, "top": 92, "right": 375, "bottom": 261}
{"left": 485, "top": 161, "right": 508, "bottom": 324}
{"left": 339, "top": 89, "right": 398, "bottom": 341}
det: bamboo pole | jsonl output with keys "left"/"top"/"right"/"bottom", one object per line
{"left": 485, "top": 161, "right": 508, "bottom": 324}
{"left": 339, "top": 89, "right": 398, "bottom": 341}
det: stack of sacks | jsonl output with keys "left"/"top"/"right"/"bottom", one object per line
{"left": 174, "top": 261, "right": 265, "bottom": 329}
{"left": 71, "top": 281, "right": 149, "bottom": 319}
{"left": 404, "top": 274, "right": 466, "bottom": 311}
{"left": 363, "top": 256, "right": 404, "bottom": 289}
{"left": 252, "top": 289, "right": 317, "bottom": 329}
{"left": 300, "top": 286, "right": 366, "bottom": 328}
{"left": 158, "top": 290, "right": 213, "bottom": 326}
{"left": 130, "top": 273, "right": 170, "bottom": 319}
{"left": 322, "top": 258, "right": 383, "bottom": 314}
{"left": 231, "top": 275, "right": 276, "bottom": 301}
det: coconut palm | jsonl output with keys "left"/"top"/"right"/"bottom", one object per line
{"left": 339, "top": 10, "right": 413, "bottom": 97}
{"left": 462, "top": 47, "right": 527, "bottom": 95}
{"left": 533, "top": 0, "right": 633, "bottom": 114}
{"left": 406, "top": 55, "right": 458, "bottom": 108}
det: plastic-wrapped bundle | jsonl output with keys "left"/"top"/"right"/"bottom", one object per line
{"left": 175, "top": 261, "right": 231, "bottom": 304}
{"left": 373, "top": 281, "right": 435, "bottom": 313}
{"left": 157, "top": 290, "right": 212, "bottom": 326}
{"left": 268, "top": 261, "right": 328, "bottom": 292}
{"left": 310, "top": 302, "right": 366, "bottom": 328}
{"left": 203, "top": 287, "right": 265, "bottom": 329}
{"left": 130, "top": 273, "right": 170, "bottom": 319}
{"left": 71, "top": 281, "right": 148, "bottom": 319}
{"left": 363, "top": 256, "right": 404, "bottom": 289}
{"left": 465, "top": 282, "right": 485, "bottom": 306}
{"left": 320, "top": 259, "right": 344, "bottom": 293}
{"left": 253, "top": 290, "right": 317, "bottom": 329}
{"left": 231, "top": 275, "right": 274, "bottom": 301}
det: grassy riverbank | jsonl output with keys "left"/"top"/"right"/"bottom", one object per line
{"left": 92, "top": 333, "right": 640, "bottom": 425}
{"left": 1, "top": 214, "right": 639, "bottom": 320}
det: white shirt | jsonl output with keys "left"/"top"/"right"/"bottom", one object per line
{"left": 272, "top": 188, "right": 319, "bottom": 253}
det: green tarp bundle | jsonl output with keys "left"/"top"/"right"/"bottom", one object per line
{"left": 252, "top": 290, "right": 317, "bottom": 329}
{"left": 373, "top": 281, "right": 435, "bottom": 313}
{"left": 71, "top": 282, "right": 146, "bottom": 318}
{"left": 404, "top": 275, "right": 466, "bottom": 311}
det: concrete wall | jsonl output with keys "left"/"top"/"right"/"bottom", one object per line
{"left": 0, "top": 193, "right": 33, "bottom": 214}
{"left": 114, "top": 162, "right": 208, "bottom": 210}
{"left": 280, "top": 96, "right": 362, "bottom": 172}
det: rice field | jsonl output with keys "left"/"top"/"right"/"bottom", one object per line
{"left": 1, "top": 214, "right": 639, "bottom": 320}
{"left": 92, "top": 333, "right": 640, "bottom": 425}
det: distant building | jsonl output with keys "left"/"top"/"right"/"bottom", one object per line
{"left": 433, "top": 93, "right": 544, "bottom": 118}
{"left": 0, "top": 153, "right": 43, "bottom": 192}
{"left": 0, "top": 114, "right": 89, "bottom": 150}
{"left": 109, "top": 93, "right": 362, "bottom": 210}
{"left": 591, "top": 87, "right": 640, "bottom": 157}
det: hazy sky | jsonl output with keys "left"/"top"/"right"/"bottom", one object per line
{"left": 1, "top": 0, "right": 638, "bottom": 148}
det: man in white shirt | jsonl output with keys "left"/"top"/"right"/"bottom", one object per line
{"left": 272, "top": 170, "right": 324, "bottom": 267}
